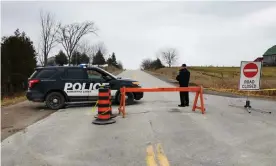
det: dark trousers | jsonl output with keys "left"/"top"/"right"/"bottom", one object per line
{"left": 179, "top": 90, "right": 189, "bottom": 105}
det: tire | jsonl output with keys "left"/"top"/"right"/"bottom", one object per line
{"left": 115, "top": 91, "right": 134, "bottom": 105}
{"left": 45, "top": 92, "right": 65, "bottom": 110}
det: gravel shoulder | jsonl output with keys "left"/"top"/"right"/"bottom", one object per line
{"left": 1, "top": 101, "right": 55, "bottom": 141}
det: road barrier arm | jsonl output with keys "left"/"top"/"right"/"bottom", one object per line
{"left": 118, "top": 86, "right": 205, "bottom": 118}
{"left": 123, "top": 87, "right": 201, "bottom": 92}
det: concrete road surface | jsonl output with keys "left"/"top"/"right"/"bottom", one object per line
{"left": 2, "top": 70, "right": 276, "bottom": 166}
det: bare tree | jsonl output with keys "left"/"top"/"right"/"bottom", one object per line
{"left": 96, "top": 42, "right": 108, "bottom": 56}
{"left": 140, "top": 58, "right": 153, "bottom": 70}
{"left": 91, "top": 42, "right": 108, "bottom": 56}
{"left": 36, "top": 41, "right": 44, "bottom": 66}
{"left": 75, "top": 41, "right": 107, "bottom": 65}
{"left": 40, "top": 10, "right": 59, "bottom": 66}
{"left": 75, "top": 40, "right": 93, "bottom": 64}
{"left": 76, "top": 40, "right": 93, "bottom": 55}
{"left": 159, "top": 48, "right": 179, "bottom": 67}
{"left": 57, "top": 21, "right": 98, "bottom": 65}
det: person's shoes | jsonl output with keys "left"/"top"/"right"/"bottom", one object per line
{"left": 185, "top": 104, "right": 189, "bottom": 106}
{"left": 178, "top": 104, "right": 186, "bottom": 107}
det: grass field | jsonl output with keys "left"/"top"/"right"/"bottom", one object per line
{"left": 102, "top": 65, "right": 123, "bottom": 75}
{"left": 148, "top": 66, "right": 276, "bottom": 98}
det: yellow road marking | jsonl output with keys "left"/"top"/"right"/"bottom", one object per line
{"left": 146, "top": 143, "right": 170, "bottom": 166}
{"left": 146, "top": 145, "right": 158, "bottom": 166}
{"left": 156, "top": 143, "right": 170, "bottom": 166}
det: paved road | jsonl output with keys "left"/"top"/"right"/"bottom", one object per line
{"left": 2, "top": 70, "right": 276, "bottom": 166}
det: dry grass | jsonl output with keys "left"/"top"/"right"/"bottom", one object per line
{"left": 1, "top": 92, "right": 27, "bottom": 107}
{"left": 148, "top": 66, "right": 276, "bottom": 98}
{"left": 102, "top": 66, "right": 123, "bottom": 75}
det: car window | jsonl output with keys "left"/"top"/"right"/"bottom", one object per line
{"left": 29, "top": 70, "right": 38, "bottom": 79}
{"left": 97, "top": 68, "right": 117, "bottom": 79}
{"left": 35, "top": 69, "right": 56, "bottom": 79}
{"left": 87, "top": 69, "right": 103, "bottom": 79}
{"left": 64, "top": 68, "right": 86, "bottom": 79}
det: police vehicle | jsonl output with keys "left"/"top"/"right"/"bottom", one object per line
{"left": 26, "top": 66, "right": 143, "bottom": 110}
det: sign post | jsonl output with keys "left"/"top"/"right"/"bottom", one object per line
{"left": 239, "top": 61, "right": 262, "bottom": 113}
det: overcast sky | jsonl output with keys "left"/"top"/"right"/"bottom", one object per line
{"left": 1, "top": 1, "right": 276, "bottom": 69}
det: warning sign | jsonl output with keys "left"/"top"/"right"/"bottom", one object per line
{"left": 239, "top": 61, "right": 262, "bottom": 90}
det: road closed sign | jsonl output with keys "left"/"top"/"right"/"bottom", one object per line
{"left": 239, "top": 61, "right": 262, "bottom": 90}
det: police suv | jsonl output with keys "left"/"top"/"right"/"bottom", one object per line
{"left": 26, "top": 66, "right": 143, "bottom": 110}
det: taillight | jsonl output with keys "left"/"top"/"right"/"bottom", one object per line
{"left": 28, "top": 79, "right": 40, "bottom": 88}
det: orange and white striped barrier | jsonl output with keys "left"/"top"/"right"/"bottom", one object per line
{"left": 118, "top": 86, "right": 206, "bottom": 118}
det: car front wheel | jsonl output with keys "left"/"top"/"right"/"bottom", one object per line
{"left": 45, "top": 92, "right": 65, "bottom": 110}
{"left": 115, "top": 91, "right": 134, "bottom": 105}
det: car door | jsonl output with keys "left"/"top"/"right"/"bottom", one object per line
{"left": 61, "top": 68, "right": 89, "bottom": 102}
{"left": 86, "top": 68, "right": 109, "bottom": 101}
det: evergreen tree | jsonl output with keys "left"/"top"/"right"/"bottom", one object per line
{"left": 107, "top": 55, "right": 113, "bottom": 66}
{"left": 80, "top": 53, "right": 90, "bottom": 64}
{"left": 111, "top": 52, "right": 117, "bottom": 66}
{"left": 71, "top": 51, "right": 82, "bottom": 65}
{"left": 92, "top": 50, "right": 106, "bottom": 65}
{"left": 55, "top": 50, "right": 68, "bottom": 66}
{"left": 1, "top": 29, "right": 37, "bottom": 95}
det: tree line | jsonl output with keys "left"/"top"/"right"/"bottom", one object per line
{"left": 47, "top": 49, "right": 122, "bottom": 69}
{"left": 1, "top": 10, "right": 123, "bottom": 97}
{"left": 140, "top": 48, "right": 179, "bottom": 70}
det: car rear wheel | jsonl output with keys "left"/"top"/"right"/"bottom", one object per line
{"left": 45, "top": 92, "right": 65, "bottom": 110}
{"left": 115, "top": 91, "right": 134, "bottom": 105}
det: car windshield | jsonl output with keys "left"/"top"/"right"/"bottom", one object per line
{"left": 97, "top": 68, "right": 118, "bottom": 79}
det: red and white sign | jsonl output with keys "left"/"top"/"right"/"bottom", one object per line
{"left": 243, "top": 63, "right": 258, "bottom": 78}
{"left": 239, "top": 61, "right": 262, "bottom": 90}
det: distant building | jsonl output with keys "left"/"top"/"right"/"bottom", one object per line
{"left": 263, "top": 45, "right": 276, "bottom": 66}
{"left": 254, "top": 57, "right": 263, "bottom": 62}
{"left": 46, "top": 56, "right": 57, "bottom": 66}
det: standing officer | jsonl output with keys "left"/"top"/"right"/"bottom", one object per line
{"left": 176, "top": 64, "right": 190, "bottom": 107}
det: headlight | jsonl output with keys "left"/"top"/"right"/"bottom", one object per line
{"left": 132, "top": 82, "right": 140, "bottom": 85}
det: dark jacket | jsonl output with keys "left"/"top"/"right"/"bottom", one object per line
{"left": 176, "top": 68, "right": 190, "bottom": 87}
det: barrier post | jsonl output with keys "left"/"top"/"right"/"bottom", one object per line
{"left": 192, "top": 91, "right": 199, "bottom": 112}
{"left": 118, "top": 87, "right": 126, "bottom": 118}
{"left": 92, "top": 87, "right": 116, "bottom": 125}
{"left": 200, "top": 86, "right": 205, "bottom": 114}
{"left": 121, "top": 87, "right": 126, "bottom": 118}
{"left": 109, "top": 88, "right": 117, "bottom": 118}
{"left": 192, "top": 86, "right": 205, "bottom": 114}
